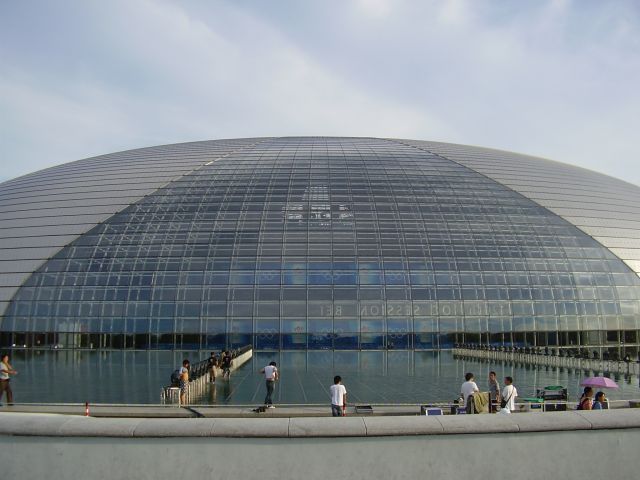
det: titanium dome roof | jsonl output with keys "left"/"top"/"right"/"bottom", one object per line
{"left": 0, "top": 138, "right": 262, "bottom": 315}
{"left": 1, "top": 137, "right": 639, "bottom": 350}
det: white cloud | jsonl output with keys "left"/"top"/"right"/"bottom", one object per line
{"left": 353, "top": 0, "right": 399, "bottom": 18}
{"left": 436, "top": 0, "right": 472, "bottom": 26}
{"left": 0, "top": 0, "right": 454, "bottom": 181}
{"left": 1, "top": 0, "right": 639, "bottom": 186}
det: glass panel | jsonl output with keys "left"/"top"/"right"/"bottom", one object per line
{"left": 5, "top": 137, "right": 640, "bottom": 352}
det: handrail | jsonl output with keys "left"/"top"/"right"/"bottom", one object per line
{"left": 160, "top": 345, "right": 254, "bottom": 405}
{"left": 452, "top": 346, "right": 640, "bottom": 376}
{"left": 169, "top": 345, "right": 252, "bottom": 386}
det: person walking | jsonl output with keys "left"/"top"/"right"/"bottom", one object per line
{"left": 179, "top": 359, "right": 190, "bottom": 405}
{"left": 0, "top": 354, "right": 17, "bottom": 405}
{"left": 330, "top": 375, "right": 347, "bottom": 417}
{"left": 260, "top": 361, "right": 278, "bottom": 408}
{"left": 488, "top": 371, "right": 501, "bottom": 413}
{"left": 221, "top": 351, "right": 233, "bottom": 380}
{"left": 500, "top": 376, "right": 518, "bottom": 413}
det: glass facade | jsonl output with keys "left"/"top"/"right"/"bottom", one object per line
{"left": 1, "top": 137, "right": 640, "bottom": 352}
{"left": 400, "top": 139, "right": 640, "bottom": 275}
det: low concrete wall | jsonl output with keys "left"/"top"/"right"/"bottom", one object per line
{"left": 2, "top": 409, "right": 640, "bottom": 437}
{"left": 1, "top": 411, "right": 639, "bottom": 479}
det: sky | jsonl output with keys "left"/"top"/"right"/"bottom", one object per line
{"left": 1, "top": 0, "right": 639, "bottom": 185}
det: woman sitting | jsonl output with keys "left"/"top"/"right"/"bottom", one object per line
{"left": 577, "top": 386, "right": 594, "bottom": 410}
{"left": 592, "top": 391, "right": 607, "bottom": 410}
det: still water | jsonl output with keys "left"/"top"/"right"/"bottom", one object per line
{"left": 6, "top": 350, "right": 640, "bottom": 405}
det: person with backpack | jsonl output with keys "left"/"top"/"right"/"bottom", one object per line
{"left": 577, "top": 386, "right": 594, "bottom": 410}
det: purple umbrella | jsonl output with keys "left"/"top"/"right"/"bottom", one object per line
{"left": 580, "top": 376, "right": 619, "bottom": 389}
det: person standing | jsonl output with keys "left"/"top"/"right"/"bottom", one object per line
{"left": 330, "top": 375, "right": 347, "bottom": 417}
{"left": 260, "top": 361, "right": 278, "bottom": 408}
{"left": 488, "top": 371, "right": 501, "bottom": 412}
{"left": 179, "top": 359, "right": 190, "bottom": 405}
{"left": 460, "top": 372, "right": 479, "bottom": 411}
{"left": 0, "top": 354, "right": 17, "bottom": 405}
{"left": 501, "top": 376, "right": 518, "bottom": 413}
{"left": 221, "top": 351, "right": 233, "bottom": 380}
{"left": 207, "top": 352, "right": 218, "bottom": 384}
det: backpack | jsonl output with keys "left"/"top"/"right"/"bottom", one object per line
{"left": 170, "top": 369, "right": 181, "bottom": 385}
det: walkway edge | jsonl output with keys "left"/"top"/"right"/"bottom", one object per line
{"left": 1, "top": 410, "right": 640, "bottom": 438}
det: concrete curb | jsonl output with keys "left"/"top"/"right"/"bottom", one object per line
{"left": 2, "top": 409, "right": 640, "bottom": 438}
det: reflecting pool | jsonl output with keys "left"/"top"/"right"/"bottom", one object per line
{"left": 6, "top": 350, "right": 640, "bottom": 405}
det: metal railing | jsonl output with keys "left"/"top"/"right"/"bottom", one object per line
{"left": 452, "top": 346, "right": 640, "bottom": 376}
{"left": 160, "top": 345, "right": 253, "bottom": 405}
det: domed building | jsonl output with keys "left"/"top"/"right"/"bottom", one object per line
{"left": 1, "top": 137, "right": 639, "bottom": 354}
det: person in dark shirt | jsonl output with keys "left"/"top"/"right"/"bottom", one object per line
{"left": 488, "top": 371, "right": 501, "bottom": 412}
{"left": 221, "top": 351, "right": 233, "bottom": 379}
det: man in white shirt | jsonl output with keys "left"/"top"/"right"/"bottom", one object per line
{"left": 330, "top": 375, "right": 347, "bottom": 417}
{"left": 260, "top": 361, "right": 278, "bottom": 408}
{"left": 460, "top": 372, "right": 479, "bottom": 410}
{"left": 501, "top": 376, "right": 518, "bottom": 413}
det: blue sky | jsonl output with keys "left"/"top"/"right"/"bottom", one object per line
{"left": 1, "top": 0, "right": 639, "bottom": 185}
